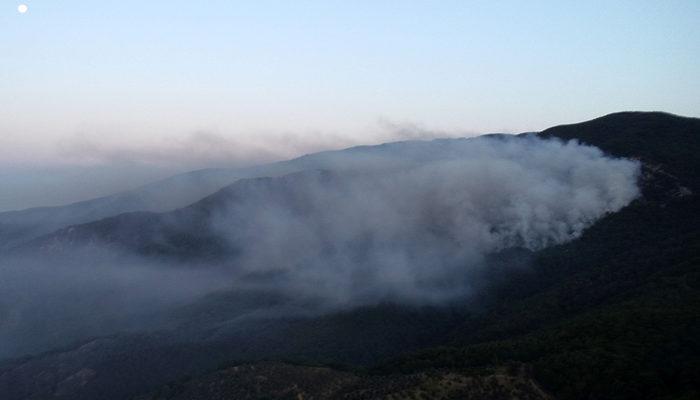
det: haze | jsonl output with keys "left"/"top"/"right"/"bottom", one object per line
{"left": 0, "top": 135, "right": 641, "bottom": 358}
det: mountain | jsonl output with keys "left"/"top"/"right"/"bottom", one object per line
{"left": 0, "top": 112, "right": 698, "bottom": 400}
{"left": 0, "top": 168, "right": 242, "bottom": 250}
{"left": 0, "top": 135, "right": 502, "bottom": 251}
{"left": 374, "top": 112, "right": 699, "bottom": 398}
{"left": 539, "top": 111, "right": 700, "bottom": 189}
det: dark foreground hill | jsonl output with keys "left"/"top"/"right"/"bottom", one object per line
{"left": 136, "top": 362, "right": 552, "bottom": 400}
{"left": 0, "top": 112, "right": 698, "bottom": 400}
{"left": 374, "top": 112, "right": 700, "bottom": 399}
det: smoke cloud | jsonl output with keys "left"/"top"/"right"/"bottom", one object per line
{"left": 55, "top": 120, "right": 462, "bottom": 171}
{"left": 205, "top": 135, "right": 640, "bottom": 306}
{"left": 0, "top": 119, "right": 463, "bottom": 212}
{"left": 0, "top": 135, "right": 641, "bottom": 359}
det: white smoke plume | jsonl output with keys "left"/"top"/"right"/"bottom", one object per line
{"left": 0, "top": 134, "right": 641, "bottom": 359}
{"left": 207, "top": 135, "right": 641, "bottom": 305}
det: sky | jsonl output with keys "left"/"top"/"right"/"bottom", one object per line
{"left": 0, "top": 0, "right": 699, "bottom": 211}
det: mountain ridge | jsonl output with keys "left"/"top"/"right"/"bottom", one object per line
{"left": 3, "top": 111, "right": 694, "bottom": 251}
{"left": 1, "top": 111, "right": 698, "bottom": 400}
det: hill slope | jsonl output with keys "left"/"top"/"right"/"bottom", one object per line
{"left": 375, "top": 112, "right": 700, "bottom": 399}
{"left": 0, "top": 136, "right": 503, "bottom": 251}
{"left": 0, "top": 112, "right": 697, "bottom": 400}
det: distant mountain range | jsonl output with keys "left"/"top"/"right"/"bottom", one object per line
{"left": 0, "top": 134, "right": 506, "bottom": 251}
{"left": 0, "top": 112, "right": 698, "bottom": 400}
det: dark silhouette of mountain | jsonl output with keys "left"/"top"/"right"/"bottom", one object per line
{"left": 376, "top": 112, "right": 699, "bottom": 399}
{"left": 539, "top": 111, "right": 700, "bottom": 189}
{"left": 0, "top": 112, "right": 698, "bottom": 400}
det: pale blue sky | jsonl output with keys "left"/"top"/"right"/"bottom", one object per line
{"left": 0, "top": 1, "right": 699, "bottom": 209}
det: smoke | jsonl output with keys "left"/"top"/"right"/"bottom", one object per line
{"left": 0, "top": 251, "right": 232, "bottom": 359}
{"left": 0, "top": 135, "right": 641, "bottom": 359}
{"left": 0, "top": 120, "right": 461, "bottom": 212}
{"left": 204, "top": 135, "right": 641, "bottom": 306}
{"left": 55, "top": 120, "right": 462, "bottom": 171}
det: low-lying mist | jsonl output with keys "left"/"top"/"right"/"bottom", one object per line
{"left": 0, "top": 135, "right": 641, "bottom": 360}
{"left": 0, "top": 251, "right": 232, "bottom": 359}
